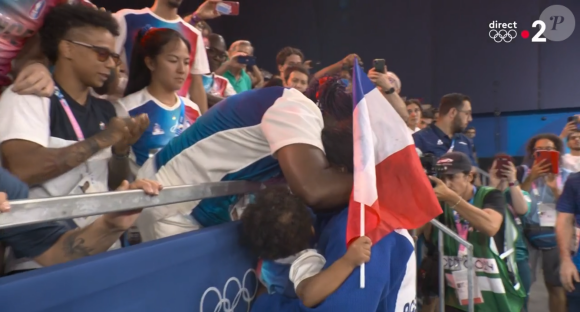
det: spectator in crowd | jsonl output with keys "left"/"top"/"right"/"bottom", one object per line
{"left": 0, "top": 167, "right": 161, "bottom": 272}
{"left": 251, "top": 113, "right": 416, "bottom": 312}
{"left": 560, "top": 119, "right": 580, "bottom": 172}
{"left": 117, "top": 27, "right": 201, "bottom": 173}
{"left": 283, "top": 65, "right": 309, "bottom": 93}
{"left": 405, "top": 98, "right": 422, "bottom": 134}
{"left": 114, "top": 0, "right": 222, "bottom": 114}
{"left": 135, "top": 71, "right": 406, "bottom": 242}
{"left": 0, "top": 3, "right": 147, "bottom": 274}
{"left": 419, "top": 107, "right": 435, "bottom": 129}
{"left": 464, "top": 126, "right": 478, "bottom": 165}
{"left": 555, "top": 172, "right": 580, "bottom": 312}
{"left": 203, "top": 33, "right": 236, "bottom": 107}
{"left": 276, "top": 47, "right": 304, "bottom": 81}
{"left": 517, "top": 133, "right": 571, "bottom": 312}
{"left": 215, "top": 40, "right": 263, "bottom": 93}
{"left": 424, "top": 152, "right": 525, "bottom": 312}
{"left": 241, "top": 187, "right": 372, "bottom": 308}
{"left": 489, "top": 156, "right": 533, "bottom": 309}
{"left": 413, "top": 93, "right": 476, "bottom": 165}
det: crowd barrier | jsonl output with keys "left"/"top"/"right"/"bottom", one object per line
{"left": 0, "top": 181, "right": 477, "bottom": 312}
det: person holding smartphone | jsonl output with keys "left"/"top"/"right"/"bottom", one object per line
{"left": 214, "top": 40, "right": 263, "bottom": 93}
{"left": 489, "top": 155, "right": 533, "bottom": 310}
{"left": 517, "top": 133, "right": 572, "bottom": 312}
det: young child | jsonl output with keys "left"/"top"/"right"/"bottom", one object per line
{"left": 241, "top": 187, "right": 371, "bottom": 308}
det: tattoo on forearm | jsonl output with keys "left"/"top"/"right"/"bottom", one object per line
{"left": 54, "top": 130, "right": 118, "bottom": 174}
{"left": 62, "top": 230, "right": 94, "bottom": 260}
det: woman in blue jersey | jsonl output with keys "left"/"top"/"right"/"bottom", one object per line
{"left": 117, "top": 27, "right": 201, "bottom": 173}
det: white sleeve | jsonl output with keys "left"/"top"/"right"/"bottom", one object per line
{"left": 224, "top": 79, "right": 237, "bottom": 97}
{"left": 261, "top": 89, "right": 324, "bottom": 155}
{"left": 182, "top": 97, "right": 201, "bottom": 116}
{"left": 190, "top": 30, "right": 210, "bottom": 75}
{"left": 0, "top": 87, "right": 50, "bottom": 147}
{"left": 113, "top": 99, "right": 129, "bottom": 118}
{"left": 289, "top": 249, "right": 326, "bottom": 290}
{"left": 113, "top": 11, "right": 128, "bottom": 64}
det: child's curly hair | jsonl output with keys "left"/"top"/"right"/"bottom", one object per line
{"left": 240, "top": 188, "right": 313, "bottom": 260}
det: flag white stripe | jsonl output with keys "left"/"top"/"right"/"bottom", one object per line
{"left": 353, "top": 97, "right": 378, "bottom": 206}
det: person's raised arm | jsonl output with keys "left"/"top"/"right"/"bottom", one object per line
{"left": 33, "top": 179, "right": 161, "bottom": 266}
{"left": 520, "top": 159, "right": 550, "bottom": 192}
{"left": 311, "top": 54, "right": 359, "bottom": 82}
{"left": 367, "top": 67, "right": 408, "bottom": 122}
{"left": 188, "top": 27, "right": 211, "bottom": 113}
{"left": 503, "top": 161, "right": 530, "bottom": 216}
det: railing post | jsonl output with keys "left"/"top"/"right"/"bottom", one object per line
{"left": 467, "top": 245, "right": 475, "bottom": 312}
{"left": 438, "top": 229, "right": 445, "bottom": 312}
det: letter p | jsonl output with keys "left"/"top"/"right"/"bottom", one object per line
{"left": 550, "top": 16, "right": 565, "bottom": 30}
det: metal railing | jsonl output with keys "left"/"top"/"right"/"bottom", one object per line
{"left": 0, "top": 181, "right": 266, "bottom": 230}
{"left": 476, "top": 167, "right": 491, "bottom": 186}
{"left": 430, "top": 219, "right": 475, "bottom": 312}
{"left": 1, "top": 181, "right": 477, "bottom": 312}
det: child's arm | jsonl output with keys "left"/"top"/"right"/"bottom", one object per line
{"left": 294, "top": 236, "right": 372, "bottom": 308}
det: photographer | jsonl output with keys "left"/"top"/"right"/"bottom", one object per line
{"left": 489, "top": 156, "right": 533, "bottom": 310}
{"left": 423, "top": 152, "right": 525, "bottom": 312}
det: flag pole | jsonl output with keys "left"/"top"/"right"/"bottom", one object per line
{"left": 360, "top": 202, "right": 365, "bottom": 289}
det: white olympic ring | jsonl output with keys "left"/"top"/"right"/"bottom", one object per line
{"left": 489, "top": 29, "right": 517, "bottom": 43}
{"left": 200, "top": 268, "right": 258, "bottom": 312}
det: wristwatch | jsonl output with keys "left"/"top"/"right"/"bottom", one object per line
{"left": 508, "top": 180, "right": 519, "bottom": 187}
{"left": 384, "top": 87, "right": 396, "bottom": 95}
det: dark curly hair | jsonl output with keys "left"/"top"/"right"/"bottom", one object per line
{"left": 523, "top": 133, "right": 564, "bottom": 165}
{"left": 322, "top": 117, "right": 353, "bottom": 173}
{"left": 39, "top": 3, "right": 119, "bottom": 64}
{"left": 276, "top": 47, "right": 304, "bottom": 66}
{"left": 240, "top": 188, "right": 313, "bottom": 260}
{"left": 304, "top": 76, "right": 353, "bottom": 121}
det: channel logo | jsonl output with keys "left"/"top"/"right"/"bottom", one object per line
{"left": 489, "top": 5, "right": 575, "bottom": 43}
{"left": 489, "top": 21, "right": 518, "bottom": 43}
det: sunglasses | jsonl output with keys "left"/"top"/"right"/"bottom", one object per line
{"left": 65, "top": 40, "right": 121, "bottom": 66}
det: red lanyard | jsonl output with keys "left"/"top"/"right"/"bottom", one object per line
{"left": 54, "top": 86, "right": 84, "bottom": 141}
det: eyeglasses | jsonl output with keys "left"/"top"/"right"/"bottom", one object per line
{"left": 65, "top": 40, "right": 121, "bottom": 66}
{"left": 206, "top": 47, "right": 228, "bottom": 61}
{"left": 534, "top": 147, "right": 556, "bottom": 152}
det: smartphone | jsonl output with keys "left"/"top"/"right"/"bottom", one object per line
{"left": 535, "top": 150, "right": 560, "bottom": 174}
{"left": 373, "top": 59, "right": 386, "bottom": 73}
{"left": 216, "top": 1, "right": 240, "bottom": 16}
{"left": 494, "top": 154, "right": 513, "bottom": 178}
{"left": 237, "top": 55, "right": 256, "bottom": 66}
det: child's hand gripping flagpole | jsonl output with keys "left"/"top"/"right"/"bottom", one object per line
{"left": 360, "top": 202, "right": 365, "bottom": 289}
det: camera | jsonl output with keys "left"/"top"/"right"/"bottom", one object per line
{"left": 419, "top": 153, "right": 441, "bottom": 187}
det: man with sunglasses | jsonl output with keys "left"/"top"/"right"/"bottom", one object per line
{"left": 203, "top": 33, "right": 236, "bottom": 107}
{"left": 0, "top": 4, "right": 148, "bottom": 274}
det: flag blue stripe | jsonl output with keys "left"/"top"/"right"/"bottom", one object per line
{"left": 352, "top": 60, "right": 377, "bottom": 109}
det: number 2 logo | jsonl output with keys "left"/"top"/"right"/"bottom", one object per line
{"left": 531, "top": 20, "right": 547, "bottom": 42}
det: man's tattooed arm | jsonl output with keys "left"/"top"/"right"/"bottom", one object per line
{"left": 0, "top": 128, "right": 122, "bottom": 186}
{"left": 34, "top": 217, "right": 125, "bottom": 266}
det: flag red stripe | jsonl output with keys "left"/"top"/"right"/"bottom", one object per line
{"left": 347, "top": 144, "right": 442, "bottom": 245}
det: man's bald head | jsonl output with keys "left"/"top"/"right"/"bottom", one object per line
{"left": 207, "top": 33, "right": 226, "bottom": 52}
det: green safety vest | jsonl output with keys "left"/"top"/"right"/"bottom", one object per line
{"left": 431, "top": 186, "right": 526, "bottom": 312}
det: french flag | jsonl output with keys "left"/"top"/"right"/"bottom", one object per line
{"left": 346, "top": 61, "right": 442, "bottom": 247}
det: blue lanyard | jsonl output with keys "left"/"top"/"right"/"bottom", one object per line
{"left": 447, "top": 138, "right": 456, "bottom": 153}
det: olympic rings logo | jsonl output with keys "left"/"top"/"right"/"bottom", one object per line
{"left": 200, "top": 269, "right": 258, "bottom": 312}
{"left": 489, "top": 29, "right": 517, "bottom": 43}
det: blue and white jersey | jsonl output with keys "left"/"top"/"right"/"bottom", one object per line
{"left": 136, "top": 87, "right": 324, "bottom": 241}
{"left": 117, "top": 88, "right": 200, "bottom": 171}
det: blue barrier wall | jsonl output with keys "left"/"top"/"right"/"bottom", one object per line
{"left": 0, "top": 221, "right": 257, "bottom": 312}
{"left": 471, "top": 109, "right": 580, "bottom": 158}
